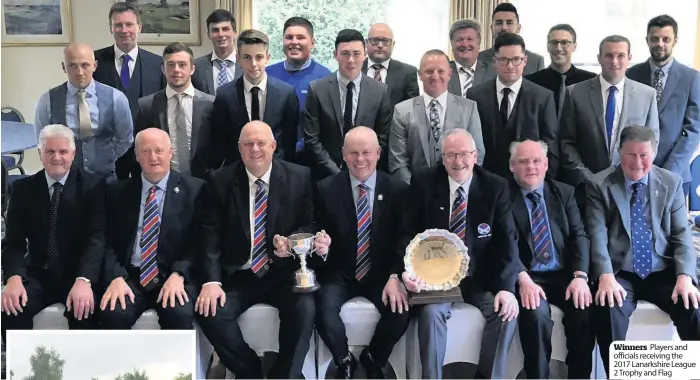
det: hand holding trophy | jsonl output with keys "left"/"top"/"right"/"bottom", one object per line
{"left": 286, "top": 231, "right": 331, "bottom": 293}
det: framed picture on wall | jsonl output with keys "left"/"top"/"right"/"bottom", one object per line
{"left": 1, "top": 0, "right": 73, "bottom": 46}
{"left": 121, "top": 0, "right": 200, "bottom": 45}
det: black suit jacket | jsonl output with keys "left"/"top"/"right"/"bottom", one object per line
{"left": 208, "top": 76, "right": 299, "bottom": 167}
{"left": 525, "top": 66, "right": 597, "bottom": 116}
{"left": 508, "top": 179, "right": 589, "bottom": 277}
{"left": 314, "top": 170, "right": 407, "bottom": 286}
{"left": 400, "top": 165, "right": 519, "bottom": 293}
{"left": 362, "top": 58, "right": 419, "bottom": 108}
{"left": 103, "top": 170, "right": 206, "bottom": 287}
{"left": 200, "top": 159, "right": 316, "bottom": 287}
{"left": 134, "top": 88, "right": 215, "bottom": 179}
{"left": 2, "top": 167, "right": 106, "bottom": 284}
{"left": 466, "top": 78, "right": 559, "bottom": 179}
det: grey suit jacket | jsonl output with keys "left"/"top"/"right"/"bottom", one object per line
{"left": 134, "top": 88, "right": 215, "bottom": 178}
{"left": 478, "top": 47, "right": 545, "bottom": 76}
{"left": 560, "top": 76, "right": 660, "bottom": 187}
{"left": 191, "top": 53, "right": 243, "bottom": 96}
{"left": 389, "top": 93, "right": 485, "bottom": 184}
{"left": 447, "top": 60, "right": 494, "bottom": 97}
{"left": 585, "top": 166, "right": 696, "bottom": 282}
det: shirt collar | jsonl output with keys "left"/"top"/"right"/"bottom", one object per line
{"left": 337, "top": 71, "right": 362, "bottom": 89}
{"left": 368, "top": 58, "right": 390, "bottom": 70}
{"left": 422, "top": 90, "right": 449, "bottom": 110}
{"left": 496, "top": 75, "right": 523, "bottom": 95}
{"left": 649, "top": 57, "right": 673, "bottom": 76}
{"left": 246, "top": 165, "right": 273, "bottom": 188}
{"left": 243, "top": 74, "right": 268, "bottom": 93}
{"left": 114, "top": 44, "right": 138, "bottom": 61}
{"left": 67, "top": 79, "right": 96, "bottom": 96}
{"left": 600, "top": 75, "right": 625, "bottom": 93}
{"left": 141, "top": 172, "right": 170, "bottom": 193}
{"left": 45, "top": 170, "right": 70, "bottom": 188}
{"left": 520, "top": 181, "right": 545, "bottom": 198}
{"left": 624, "top": 173, "right": 649, "bottom": 190}
{"left": 349, "top": 171, "right": 377, "bottom": 192}
{"left": 284, "top": 58, "right": 312, "bottom": 71}
{"left": 165, "top": 84, "right": 195, "bottom": 99}
{"left": 454, "top": 60, "right": 477, "bottom": 73}
{"left": 212, "top": 50, "right": 237, "bottom": 63}
{"left": 448, "top": 174, "right": 472, "bottom": 197}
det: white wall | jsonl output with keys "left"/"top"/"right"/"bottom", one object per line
{"left": 1, "top": 0, "right": 216, "bottom": 173}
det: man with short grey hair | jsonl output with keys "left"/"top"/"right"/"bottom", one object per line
{"left": 447, "top": 19, "right": 494, "bottom": 96}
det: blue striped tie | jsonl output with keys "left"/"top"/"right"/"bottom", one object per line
{"left": 356, "top": 184, "right": 371, "bottom": 281}
{"left": 527, "top": 192, "right": 552, "bottom": 264}
{"left": 251, "top": 179, "right": 269, "bottom": 276}
{"left": 140, "top": 186, "right": 160, "bottom": 287}
{"left": 449, "top": 187, "right": 467, "bottom": 241}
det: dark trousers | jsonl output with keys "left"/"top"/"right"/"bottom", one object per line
{"left": 100, "top": 276, "right": 196, "bottom": 330}
{"left": 1, "top": 275, "right": 99, "bottom": 341}
{"left": 516, "top": 276, "right": 594, "bottom": 379}
{"left": 596, "top": 270, "right": 700, "bottom": 377}
{"left": 196, "top": 270, "right": 315, "bottom": 379}
{"left": 315, "top": 275, "right": 410, "bottom": 365}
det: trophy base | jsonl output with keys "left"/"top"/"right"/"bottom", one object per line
{"left": 293, "top": 283, "right": 320, "bottom": 293}
{"left": 409, "top": 287, "right": 463, "bottom": 305}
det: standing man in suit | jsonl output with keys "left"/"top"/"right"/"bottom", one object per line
{"left": 208, "top": 29, "right": 298, "bottom": 168}
{"left": 560, "top": 35, "right": 659, "bottom": 208}
{"left": 192, "top": 9, "right": 244, "bottom": 96}
{"left": 448, "top": 19, "right": 494, "bottom": 97}
{"left": 390, "top": 49, "right": 484, "bottom": 184}
{"left": 525, "top": 24, "right": 596, "bottom": 119}
{"left": 478, "top": 3, "right": 544, "bottom": 76}
{"left": 1, "top": 125, "right": 105, "bottom": 338}
{"left": 508, "top": 140, "right": 594, "bottom": 379}
{"left": 362, "top": 23, "right": 419, "bottom": 108}
{"left": 315, "top": 127, "right": 410, "bottom": 379}
{"left": 93, "top": 2, "right": 166, "bottom": 179}
{"left": 304, "top": 29, "right": 393, "bottom": 179}
{"left": 627, "top": 15, "right": 700, "bottom": 196}
{"left": 100, "top": 128, "right": 204, "bottom": 330}
{"left": 401, "top": 129, "right": 519, "bottom": 379}
{"left": 467, "top": 32, "right": 559, "bottom": 179}
{"left": 135, "top": 43, "right": 215, "bottom": 179}
{"left": 586, "top": 126, "right": 700, "bottom": 377}
{"left": 34, "top": 43, "right": 133, "bottom": 181}
{"left": 196, "top": 121, "right": 330, "bottom": 378}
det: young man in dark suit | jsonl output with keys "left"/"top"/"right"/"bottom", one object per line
{"left": 1, "top": 125, "right": 105, "bottom": 338}
{"left": 196, "top": 121, "right": 331, "bottom": 379}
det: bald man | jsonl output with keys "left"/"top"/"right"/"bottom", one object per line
{"left": 34, "top": 42, "right": 134, "bottom": 182}
{"left": 362, "top": 23, "right": 419, "bottom": 108}
{"left": 100, "top": 128, "right": 205, "bottom": 329}
{"left": 197, "top": 121, "right": 329, "bottom": 379}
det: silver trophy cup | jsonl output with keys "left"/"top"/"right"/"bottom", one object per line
{"left": 288, "top": 233, "right": 321, "bottom": 293}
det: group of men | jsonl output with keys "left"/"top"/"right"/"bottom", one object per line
{"left": 2, "top": 1, "right": 700, "bottom": 379}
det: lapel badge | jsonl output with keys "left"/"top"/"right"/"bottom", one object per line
{"left": 477, "top": 223, "right": 491, "bottom": 235}
{"left": 439, "top": 206, "right": 445, "bottom": 210}
{"left": 174, "top": 186, "right": 180, "bottom": 194}
{"left": 377, "top": 194, "right": 383, "bottom": 201}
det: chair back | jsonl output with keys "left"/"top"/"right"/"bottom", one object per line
{"left": 1, "top": 106, "right": 25, "bottom": 123}
{"left": 689, "top": 155, "right": 700, "bottom": 211}
{"left": 1, "top": 158, "right": 8, "bottom": 216}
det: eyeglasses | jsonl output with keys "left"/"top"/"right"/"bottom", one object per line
{"left": 548, "top": 39, "right": 573, "bottom": 48}
{"left": 495, "top": 57, "right": 524, "bottom": 66}
{"left": 367, "top": 37, "right": 392, "bottom": 46}
{"left": 442, "top": 151, "right": 475, "bottom": 160}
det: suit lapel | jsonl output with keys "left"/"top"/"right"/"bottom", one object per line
{"left": 431, "top": 166, "right": 451, "bottom": 230}
{"left": 385, "top": 62, "right": 398, "bottom": 92}
{"left": 648, "top": 169, "right": 666, "bottom": 231}
{"left": 339, "top": 172, "right": 357, "bottom": 238}
{"left": 235, "top": 79, "right": 251, "bottom": 124}
{"left": 588, "top": 77, "right": 608, "bottom": 146}
{"left": 233, "top": 165, "right": 251, "bottom": 244}
{"left": 659, "top": 65, "right": 680, "bottom": 112}
{"left": 159, "top": 172, "right": 182, "bottom": 250}
{"left": 543, "top": 182, "right": 565, "bottom": 262}
{"left": 448, "top": 61, "right": 461, "bottom": 95}
{"left": 413, "top": 96, "right": 431, "bottom": 165}
{"left": 124, "top": 177, "right": 144, "bottom": 259}
{"left": 328, "top": 75, "right": 344, "bottom": 134}
{"left": 618, "top": 81, "right": 635, "bottom": 132}
{"left": 128, "top": 49, "right": 146, "bottom": 100}
{"left": 153, "top": 91, "right": 169, "bottom": 133}
{"left": 263, "top": 80, "right": 278, "bottom": 121}
{"left": 474, "top": 60, "right": 491, "bottom": 85}
{"left": 265, "top": 160, "right": 283, "bottom": 245}
{"left": 371, "top": 173, "right": 387, "bottom": 251}
{"left": 510, "top": 182, "right": 533, "bottom": 252}
{"left": 355, "top": 76, "right": 372, "bottom": 124}
{"left": 203, "top": 53, "right": 215, "bottom": 95}
{"left": 507, "top": 82, "right": 524, "bottom": 135}
{"left": 465, "top": 171, "right": 484, "bottom": 255}
{"left": 33, "top": 171, "right": 50, "bottom": 227}
{"left": 610, "top": 169, "right": 632, "bottom": 237}
{"left": 104, "top": 47, "right": 123, "bottom": 91}
{"left": 191, "top": 91, "right": 205, "bottom": 158}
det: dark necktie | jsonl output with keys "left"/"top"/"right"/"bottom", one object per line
{"left": 251, "top": 86, "right": 261, "bottom": 121}
{"left": 500, "top": 87, "right": 512, "bottom": 125}
{"left": 605, "top": 86, "right": 617, "bottom": 147}
{"left": 527, "top": 192, "right": 552, "bottom": 265}
{"left": 630, "top": 182, "right": 652, "bottom": 278}
{"left": 449, "top": 187, "right": 467, "bottom": 241}
{"left": 356, "top": 184, "right": 372, "bottom": 281}
{"left": 653, "top": 68, "right": 665, "bottom": 103}
{"left": 251, "top": 179, "right": 269, "bottom": 277}
{"left": 343, "top": 81, "right": 355, "bottom": 134}
{"left": 140, "top": 186, "right": 160, "bottom": 287}
{"left": 558, "top": 74, "right": 567, "bottom": 118}
{"left": 47, "top": 182, "right": 63, "bottom": 277}
{"left": 120, "top": 54, "right": 131, "bottom": 89}
{"left": 371, "top": 63, "right": 383, "bottom": 82}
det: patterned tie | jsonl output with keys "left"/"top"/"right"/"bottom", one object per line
{"left": 251, "top": 179, "right": 269, "bottom": 276}
{"left": 174, "top": 94, "right": 191, "bottom": 174}
{"left": 371, "top": 63, "right": 383, "bottom": 82}
{"left": 429, "top": 99, "right": 441, "bottom": 142}
{"left": 47, "top": 182, "right": 63, "bottom": 277}
{"left": 356, "top": 184, "right": 372, "bottom": 281}
{"left": 77, "top": 90, "right": 92, "bottom": 139}
{"left": 216, "top": 59, "right": 231, "bottom": 89}
{"left": 630, "top": 182, "right": 652, "bottom": 278}
{"left": 527, "top": 192, "right": 553, "bottom": 264}
{"left": 250, "top": 86, "right": 261, "bottom": 121}
{"left": 653, "top": 68, "right": 665, "bottom": 103}
{"left": 460, "top": 67, "right": 474, "bottom": 97}
{"left": 449, "top": 187, "right": 467, "bottom": 241}
{"left": 605, "top": 86, "right": 617, "bottom": 147}
{"left": 343, "top": 81, "right": 355, "bottom": 134}
{"left": 140, "top": 186, "right": 160, "bottom": 287}
{"left": 120, "top": 54, "right": 131, "bottom": 89}
{"left": 500, "top": 87, "right": 512, "bottom": 124}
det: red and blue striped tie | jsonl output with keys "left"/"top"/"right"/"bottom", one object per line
{"left": 356, "top": 184, "right": 371, "bottom": 281}
{"left": 449, "top": 187, "right": 467, "bottom": 241}
{"left": 251, "top": 179, "right": 269, "bottom": 275}
{"left": 140, "top": 186, "right": 160, "bottom": 287}
{"left": 527, "top": 192, "right": 552, "bottom": 264}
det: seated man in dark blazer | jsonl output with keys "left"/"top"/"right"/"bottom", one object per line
{"left": 304, "top": 29, "right": 393, "bottom": 179}
{"left": 208, "top": 29, "right": 298, "bottom": 168}
{"left": 400, "top": 129, "right": 520, "bottom": 379}
{"left": 508, "top": 140, "right": 594, "bottom": 379}
{"left": 315, "top": 126, "right": 410, "bottom": 379}
{"left": 196, "top": 121, "right": 331, "bottom": 379}
{"left": 467, "top": 32, "right": 558, "bottom": 179}
{"left": 586, "top": 126, "right": 700, "bottom": 377}
{"left": 135, "top": 42, "right": 215, "bottom": 179}
{"left": 1, "top": 124, "right": 105, "bottom": 339}
{"left": 100, "top": 128, "right": 205, "bottom": 330}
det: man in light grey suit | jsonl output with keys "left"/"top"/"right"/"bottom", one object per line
{"left": 191, "top": 9, "right": 243, "bottom": 96}
{"left": 135, "top": 43, "right": 214, "bottom": 179}
{"left": 447, "top": 19, "right": 494, "bottom": 97}
{"left": 560, "top": 35, "right": 659, "bottom": 207}
{"left": 585, "top": 126, "right": 700, "bottom": 378}
{"left": 304, "top": 29, "right": 392, "bottom": 179}
{"left": 390, "top": 49, "right": 484, "bottom": 184}
{"left": 478, "top": 3, "right": 544, "bottom": 76}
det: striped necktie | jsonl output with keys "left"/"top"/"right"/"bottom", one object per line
{"left": 251, "top": 179, "right": 269, "bottom": 276}
{"left": 527, "top": 192, "right": 552, "bottom": 264}
{"left": 449, "top": 187, "right": 467, "bottom": 241}
{"left": 140, "top": 186, "right": 160, "bottom": 287}
{"left": 371, "top": 63, "right": 383, "bottom": 83}
{"left": 356, "top": 183, "right": 372, "bottom": 281}
{"left": 460, "top": 67, "right": 474, "bottom": 97}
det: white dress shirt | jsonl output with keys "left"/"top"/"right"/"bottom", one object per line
{"left": 448, "top": 175, "right": 473, "bottom": 219}
{"left": 114, "top": 45, "right": 138, "bottom": 78}
{"left": 338, "top": 72, "right": 362, "bottom": 122}
{"left": 243, "top": 74, "right": 268, "bottom": 120}
{"left": 45, "top": 171, "right": 69, "bottom": 196}
{"left": 600, "top": 75, "right": 625, "bottom": 154}
{"left": 496, "top": 76, "right": 523, "bottom": 118}
{"left": 367, "top": 58, "right": 390, "bottom": 83}
{"left": 455, "top": 60, "right": 477, "bottom": 95}
{"left": 212, "top": 50, "right": 237, "bottom": 88}
{"left": 239, "top": 165, "right": 273, "bottom": 270}
{"left": 422, "top": 90, "right": 449, "bottom": 130}
{"left": 166, "top": 84, "right": 195, "bottom": 168}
